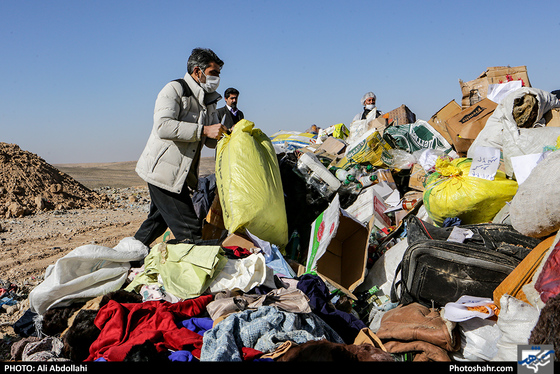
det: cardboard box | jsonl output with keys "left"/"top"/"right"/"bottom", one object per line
{"left": 427, "top": 100, "right": 462, "bottom": 145}
{"left": 152, "top": 229, "right": 175, "bottom": 246}
{"left": 446, "top": 98, "right": 498, "bottom": 156}
{"left": 545, "top": 108, "right": 560, "bottom": 127}
{"left": 221, "top": 232, "right": 258, "bottom": 251}
{"left": 394, "top": 209, "right": 408, "bottom": 227}
{"left": 345, "top": 186, "right": 391, "bottom": 227}
{"left": 316, "top": 136, "right": 346, "bottom": 155}
{"left": 459, "top": 66, "right": 531, "bottom": 109}
{"left": 304, "top": 196, "right": 369, "bottom": 298}
{"left": 408, "top": 163, "right": 428, "bottom": 192}
{"left": 368, "top": 116, "right": 389, "bottom": 135}
{"left": 382, "top": 104, "right": 416, "bottom": 126}
{"left": 312, "top": 136, "right": 346, "bottom": 164}
{"left": 205, "top": 193, "right": 225, "bottom": 229}
{"left": 201, "top": 221, "right": 228, "bottom": 241}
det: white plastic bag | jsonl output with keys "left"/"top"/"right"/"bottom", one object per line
{"left": 209, "top": 253, "right": 275, "bottom": 293}
{"left": 492, "top": 294, "right": 540, "bottom": 361}
{"left": 457, "top": 318, "right": 500, "bottom": 361}
{"left": 468, "top": 87, "right": 560, "bottom": 176}
{"left": 29, "top": 237, "right": 149, "bottom": 315}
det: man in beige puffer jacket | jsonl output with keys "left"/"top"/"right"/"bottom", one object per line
{"left": 134, "top": 48, "right": 228, "bottom": 247}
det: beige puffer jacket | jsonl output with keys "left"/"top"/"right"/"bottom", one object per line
{"left": 136, "top": 73, "right": 220, "bottom": 193}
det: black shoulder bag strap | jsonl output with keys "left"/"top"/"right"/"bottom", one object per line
{"left": 173, "top": 78, "right": 192, "bottom": 98}
{"left": 172, "top": 78, "right": 221, "bottom": 105}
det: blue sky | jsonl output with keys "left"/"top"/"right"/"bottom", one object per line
{"left": 1, "top": 0, "right": 559, "bottom": 164}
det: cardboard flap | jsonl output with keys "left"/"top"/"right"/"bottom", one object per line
{"left": 305, "top": 195, "right": 370, "bottom": 298}
{"left": 428, "top": 99, "right": 462, "bottom": 145}
{"left": 221, "top": 233, "right": 257, "bottom": 251}
{"left": 316, "top": 136, "right": 346, "bottom": 155}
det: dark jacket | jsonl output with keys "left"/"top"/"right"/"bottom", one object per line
{"left": 217, "top": 106, "right": 244, "bottom": 130}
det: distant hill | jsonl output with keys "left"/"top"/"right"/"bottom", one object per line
{"left": 55, "top": 157, "right": 216, "bottom": 189}
{"left": 0, "top": 142, "right": 110, "bottom": 217}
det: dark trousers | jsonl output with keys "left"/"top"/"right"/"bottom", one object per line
{"left": 134, "top": 182, "right": 202, "bottom": 246}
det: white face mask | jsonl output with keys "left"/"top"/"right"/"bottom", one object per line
{"left": 365, "top": 104, "right": 375, "bottom": 110}
{"left": 199, "top": 69, "right": 220, "bottom": 93}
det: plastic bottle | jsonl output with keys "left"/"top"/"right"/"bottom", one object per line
{"left": 303, "top": 172, "right": 330, "bottom": 197}
{"left": 347, "top": 163, "right": 362, "bottom": 177}
{"left": 357, "top": 174, "right": 378, "bottom": 188}
{"left": 286, "top": 230, "right": 300, "bottom": 260}
{"left": 375, "top": 169, "right": 397, "bottom": 189}
{"left": 335, "top": 168, "right": 356, "bottom": 183}
{"left": 296, "top": 153, "right": 341, "bottom": 197}
{"left": 353, "top": 285, "right": 381, "bottom": 318}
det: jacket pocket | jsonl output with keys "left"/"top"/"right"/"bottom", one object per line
{"left": 151, "top": 144, "right": 171, "bottom": 173}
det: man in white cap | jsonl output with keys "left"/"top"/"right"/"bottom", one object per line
{"left": 352, "top": 91, "right": 382, "bottom": 123}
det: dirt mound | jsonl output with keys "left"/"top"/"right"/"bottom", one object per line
{"left": 0, "top": 143, "right": 110, "bottom": 218}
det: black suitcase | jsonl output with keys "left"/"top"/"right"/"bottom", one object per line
{"left": 390, "top": 216, "right": 542, "bottom": 308}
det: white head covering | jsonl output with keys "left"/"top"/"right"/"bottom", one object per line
{"left": 361, "top": 92, "right": 376, "bottom": 106}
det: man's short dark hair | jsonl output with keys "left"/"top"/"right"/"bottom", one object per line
{"left": 186, "top": 48, "right": 224, "bottom": 74}
{"left": 224, "top": 87, "right": 239, "bottom": 99}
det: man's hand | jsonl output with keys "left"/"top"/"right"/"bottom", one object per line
{"left": 203, "top": 123, "right": 228, "bottom": 139}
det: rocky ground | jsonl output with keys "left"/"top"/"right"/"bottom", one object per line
{"left": 0, "top": 144, "right": 215, "bottom": 360}
{"left": 0, "top": 186, "right": 151, "bottom": 360}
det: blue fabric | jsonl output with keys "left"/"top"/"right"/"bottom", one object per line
{"left": 264, "top": 244, "right": 297, "bottom": 278}
{"left": 442, "top": 217, "right": 462, "bottom": 227}
{"left": 200, "top": 305, "right": 343, "bottom": 361}
{"left": 181, "top": 317, "right": 213, "bottom": 336}
{"left": 168, "top": 350, "right": 197, "bottom": 362}
{"left": 296, "top": 273, "right": 367, "bottom": 344}
{"left": 0, "top": 297, "right": 17, "bottom": 307}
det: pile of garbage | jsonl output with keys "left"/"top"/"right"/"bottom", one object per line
{"left": 9, "top": 66, "right": 560, "bottom": 363}
{"left": 0, "top": 143, "right": 110, "bottom": 218}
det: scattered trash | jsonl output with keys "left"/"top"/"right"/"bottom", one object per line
{"left": 5, "top": 66, "right": 560, "bottom": 364}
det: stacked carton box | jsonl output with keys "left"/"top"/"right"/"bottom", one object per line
{"left": 382, "top": 104, "right": 416, "bottom": 126}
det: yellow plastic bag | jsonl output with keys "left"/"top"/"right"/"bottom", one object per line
{"left": 336, "top": 129, "right": 392, "bottom": 169}
{"left": 332, "top": 123, "right": 349, "bottom": 140}
{"left": 215, "top": 120, "right": 288, "bottom": 250}
{"left": 423, "top": 157, "right": 518, "bottom": 226}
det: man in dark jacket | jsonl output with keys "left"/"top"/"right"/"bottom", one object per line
{"left": 217, "top": 87, "right": 244, "bottom": 130}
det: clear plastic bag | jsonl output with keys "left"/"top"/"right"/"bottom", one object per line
{"left": 382, "top": 149, "right": 416, "bottom": 170}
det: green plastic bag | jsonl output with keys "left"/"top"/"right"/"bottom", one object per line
{"left": 216, "top": 120, "right": 289, "bottom": 250}
{"left": 383, "top": 119, "right": 453, "bottom": 154}
{"left": 125, "top": 241, "right": 227, "bottom": 299}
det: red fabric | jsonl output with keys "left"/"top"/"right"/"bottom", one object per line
{"left": 535, "top": 241, "right": 560, "bottom": 304}
{"left": 222, "top": 245, "right": 253, "bottom": 258}
{"left": 242, "top": 347, "right": 264, "bottom": 361}
{"left": 85, "top": 295, "right": 213, "bottom": 362}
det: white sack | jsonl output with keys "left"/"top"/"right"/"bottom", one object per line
{"left": 29, "top": 237, "right": 149, "bottom": 315}
{"left": 492, "top": 294, "right": 540, "bottom": 362}
{"left": 509, "top": 150, "right": 560, "bottom": 238}
{"left": 467, "top": 87, "right": 560, "bottom": 176}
